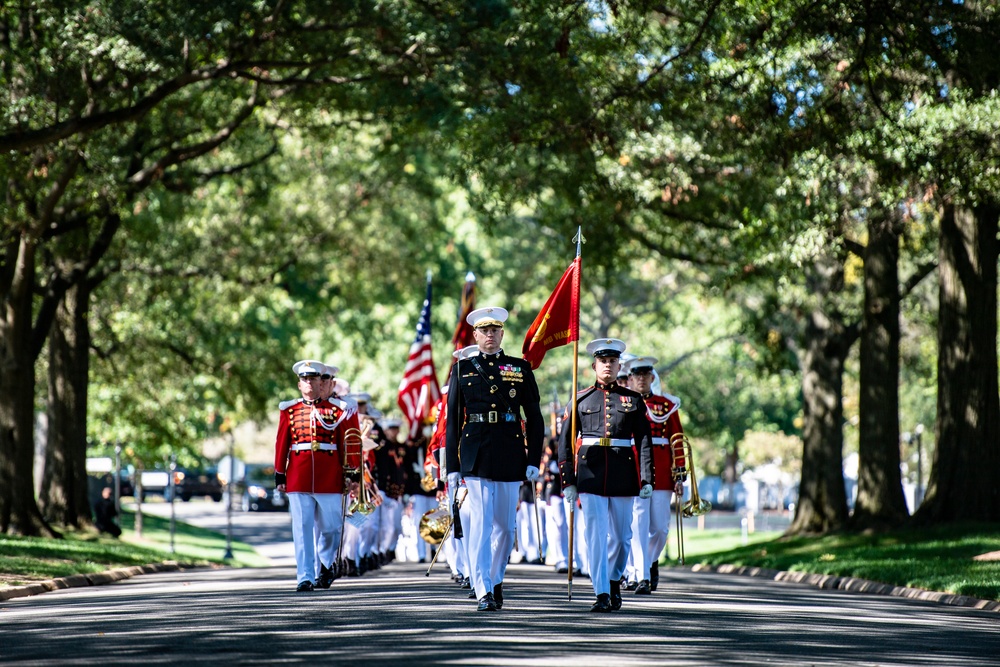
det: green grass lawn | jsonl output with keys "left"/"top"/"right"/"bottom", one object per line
{"left": 0, "top": 510, "right": 268, "bottom": 588}
{"left": 675, "top": 520, "right": 1000, "bottom": 602}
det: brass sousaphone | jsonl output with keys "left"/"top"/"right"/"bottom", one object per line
{"left": 419, "top": 501, "right": 451, "bottom": 545}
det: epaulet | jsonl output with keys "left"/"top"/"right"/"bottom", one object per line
{"left": 329, "top": 396, "right": 358, "bottom": 418}
{"left": 661, "top": 392, "right": 681, "bottom": 410}
{"left": 279, "top": 398, "right": 303, "bottom": 410}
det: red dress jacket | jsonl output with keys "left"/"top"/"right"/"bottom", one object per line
{"left": 275, "top": 398, "right": 362, "bottom": 494}
{"left": 644, "top": 393, "right": 685, "bottom": 491}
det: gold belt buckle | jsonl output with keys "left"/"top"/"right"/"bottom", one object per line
{"left": 598, "top": 437, "right": 611, "bottom": 447}
{"left": 488, "top": 411, "right": 498, "bottom": 423}
{"left": 311, "top": 442, "right": 320, "bottom": 452}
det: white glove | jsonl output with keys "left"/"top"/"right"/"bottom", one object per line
{"left": 563, "top": 485, "right": 578, "bottom": 504}
{"left": 447, "top": 472, "right": 461, "bottom": 489}
{"left": 525, "top": 465, "right": 540, "bottom": 482}
{"left": 639, "top": 484, "right": 653, "bottom": 499}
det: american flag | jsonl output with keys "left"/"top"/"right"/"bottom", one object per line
{"left": 397, "top": 275, "right": 441, "bottom": 438}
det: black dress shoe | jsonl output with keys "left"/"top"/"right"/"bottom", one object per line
{"left": 556, "top": 566, "right": 569, "bottom": 574}
{"left": 460, "top": 577, "right": 472, "bottom": 589}
{"left": 625, "top": 580, "right": 639, "bottom": 591}
{"left": 610, "top": 580, "right": 622, "bottom": 611}
{"left": 590, "top": 593, "right": 612, "bottom": 612}
{"left": 635, "top": 579, "right": 652, "bottom": 595}
{"left": 650, "top": 561, "right": 659, "bottom": 591}
{"left": 477, "top": 592, "right": 497, "bottom": 611}
{"left": 493, "top": 583, "right": 503, "bottom": 610}
{"left": 347, "top": 560, "right": 360, "bottom": 577}
{"left": 317, "top": 564, "right": 334, "bottom": 589}
{"left": 468, "top": 589, "right": 477, "bottom": 599}
{"left": 296, "top": 580, "right": 314, "bottom": 592}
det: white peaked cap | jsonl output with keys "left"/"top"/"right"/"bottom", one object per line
{"left": 585, "top": 338, "right": 627, "bottom": 358}
{"left": 466, "top": 306, "right": 509, "bottom": 328}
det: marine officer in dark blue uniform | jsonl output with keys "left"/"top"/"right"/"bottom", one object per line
{"left": 445, "top": 306, "right": 545, "bottom": 611}
{"left": 559, "top": 338, "right": 654, "bottom": 612}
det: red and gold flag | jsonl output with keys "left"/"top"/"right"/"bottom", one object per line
{"left": 521, "top": 257, "right": 581, "bottom": 369}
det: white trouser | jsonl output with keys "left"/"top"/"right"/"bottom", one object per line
{"left": 378, "top": 494, "right": 403, "bottom": 554}
{"left": 359, "top": 502, "right": 381, "bottom": 557}
{"left": 288, "top": 492, "right": 342, "bottom": 585}
{"left": 516, "top": 501, "right": 540, "bottom": 562}
{"left": 464, "top": 476, "right": 519, "bottom": 599}
{"left": 568, "top": 496, "right": 589, "bottom": 575}
{"left": 579, "top": 493, "right": 633, "bottom": 596}
{"left": 626, "top": 495, "right": 649, "bottom": 583}
{"left": 410, "top": 494, "right": 437, "bottom": 561}
{"left": 452, "top": 484, "right": 472, "bottom": 577}
{"left": 545, "top": 496, "right": 569, "bottom": 569}
{"left": 536, "top": 502, "right": 548, "bottom": 562}
{"left": 342, "top": 521, "right": 360, "bottom": 562}
{"left": 647, "top": 489, "right": 673, "bottom": 565}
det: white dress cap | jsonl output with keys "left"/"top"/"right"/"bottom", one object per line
{"left": 453, "top": 344, "right": 481, "bottom": 360}
{"left": 585, "top": 338, "right": 627, "bottom": 358}
{"left": 292, "top": 359, "right": 325, "bottom": 377}
{"left": 466, "top": 306, "right": 509, "bottom": 328}
{"left": 625, "top": 356, "right": 659, "bottom": 374}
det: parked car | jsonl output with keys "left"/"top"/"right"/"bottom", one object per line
{"left": 175, "top": 467, "right": 224, "bottom": 502}
{"left": 235, "top": 463, "right": 288, "bottom": 512}
{"left": 136, "top": 469, "right": 171, "bottom": 502}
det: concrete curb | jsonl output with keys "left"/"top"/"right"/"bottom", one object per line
{"left": 0, "top": 562, "right": 186, "bottom": 602}
{"left": 690, "top": 563, "right": 1000, "bottom": 613}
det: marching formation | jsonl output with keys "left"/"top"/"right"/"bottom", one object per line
{"left": 274, "top": 304, "right": 697, "bottom": 612}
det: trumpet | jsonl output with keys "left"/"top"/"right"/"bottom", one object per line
{"left": 670, "top": 433, "right": 711, "bottom": 565}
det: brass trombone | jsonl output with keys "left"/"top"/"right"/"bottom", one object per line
{"left": 345, "top": 419, "right": 378, "bottom": 516}
{"left": 670, "top": 433, "right": 712, "bottom": 565}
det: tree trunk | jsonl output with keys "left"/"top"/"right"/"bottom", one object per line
{"left": 40, "top": 281, "right": 92, "bottom": 528}
{"left": 0, "top": 233, "right": 58, "bottom": 537}
{"left": 788, "top": 256, "right": 853, "bottom": 534}
{"left": 852, "top": 211, "right": 908, "bottom": 529}
{"left": 914, "top": 202, "right": 1000, "bottom": 523}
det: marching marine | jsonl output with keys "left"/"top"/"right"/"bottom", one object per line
{"left": 445, "top": 307, "right": 545, "bottom": 611}
{"left": 624, "top": 356, "right": 685, "bottom": 594}
{"left": 275, "top": 360, "right": 362, "bottom": 592}
{"left": 559, "top": 339, "right": 654, "bottom": 612}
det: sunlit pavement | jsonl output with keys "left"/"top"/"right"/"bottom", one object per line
{"left": 2, "top": 557, "right": 998, "bottom": 666}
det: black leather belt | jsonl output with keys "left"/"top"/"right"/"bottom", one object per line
{"left": 467, "top": 411, "right": 517, "bottom": 423}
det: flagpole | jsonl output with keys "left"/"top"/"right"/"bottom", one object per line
{"left": 567, "top": 227, "right": 583, "bottom": 601}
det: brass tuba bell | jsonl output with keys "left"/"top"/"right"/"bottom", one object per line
{"left": 418, "top": 501, "right": 452, "bottom": 545}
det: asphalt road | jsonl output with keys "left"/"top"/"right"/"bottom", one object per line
{"left": 3, "top": 500, "right": 996, "bottom": 666}
{"left": 2, "top": 560, "right": 999, "bottom": 666}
